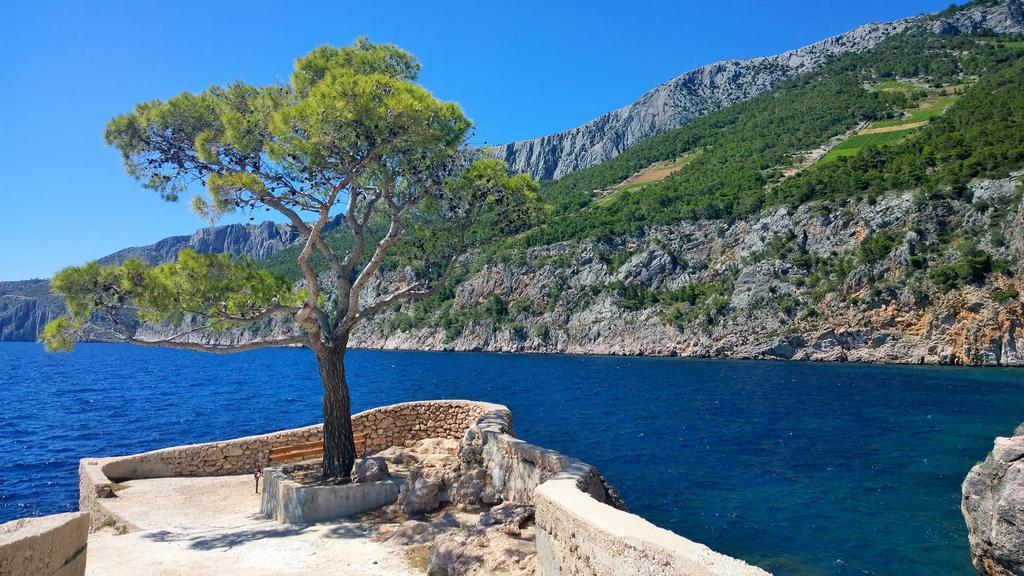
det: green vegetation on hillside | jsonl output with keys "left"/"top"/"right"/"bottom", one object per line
{"left": 869, "top": 95, "right": 958, "bottom": 128}
{"left": 509, "top": 31, "right": 1024, "bottom": 249}
{"left": 773, "top": 57, "right": 1024, "bottom": 205}
{"left": 819, "top": 131, "right": 916, "bottom": 164}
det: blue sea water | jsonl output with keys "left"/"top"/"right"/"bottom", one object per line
{"left": 0, "top": 343, "right": 1021, "bottom": 575}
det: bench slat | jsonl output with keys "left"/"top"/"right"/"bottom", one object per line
{"left": 270, "top": 447, "right": 323, "bottom": 463}
{"left": 266, "top": 432, "right": 369, "bottom": 465}
{"left": 270, "top": 440, "right": 322, "bottom": 456}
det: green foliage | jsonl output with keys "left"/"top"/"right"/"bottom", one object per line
{"left": 519, "top": 72, "right": 902, "bottom": 245}
{"left": 868, "top": 95, "right": 958, "bottom": 128}
{"left": 775, "top": 55, "right": 1024, "bottom": 205}
{"left": 803, "top": 254, "right": 858, "bottom": 304}
{"left": 818, "top": 130, "right": 916, "bottom": 165}
{"left": 481, "top": 294, "right": 509, "bottom": 322}
{"left": 859, "top": 229, "right": 901, "bottom": 264}
{"left": 139, "top": 249, "right": 296, "bottom": 325}
{"left": 874, "top": 80, "right": 922, "bottom": 92}
{"left": 104, "top": 38, "right": 470, "bottom": 216}
{"left": 43, "top": 250, "right": 294, "bottom": 351}
{"left": 993, "top": 286, "right": 1020, "bottom": 304}
{"left": 71, "top": 37, "right": 541, "bottom": 366}
{"left": 600, "top": 247, "right": 640, "bottom": 273}
{"left": 509, "top": 323, "right": 528, "bottom": 341}
{"left": 509, "top": 298, "right": 534, "bottom": 317}
{"left": 40, "top": 317, "right": 79, "bottom": 353}
{"left": 608, "top": 278, "right": 735, "bottom": 326}
{"left": 617, "top": 282, "right": 660, "bottom": 311}
{"left": 928, "top": 241, "right": 995, "bottom": 290}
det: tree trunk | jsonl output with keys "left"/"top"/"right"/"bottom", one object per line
{"left": 314, "top": 342, "right": 356, "bottom": 482}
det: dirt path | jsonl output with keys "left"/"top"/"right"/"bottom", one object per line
{"left": 85, "top": 475, "right": 419, "bottom": 576}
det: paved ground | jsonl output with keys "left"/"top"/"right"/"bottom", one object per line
{"left": 85, "top": 475, "right": 420, "bottom": 576}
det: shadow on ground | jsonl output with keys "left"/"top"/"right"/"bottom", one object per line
{"left": 142, "top": 525, "right": 309, "bottom": 551}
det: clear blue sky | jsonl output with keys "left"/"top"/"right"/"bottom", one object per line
{"left": 0, "top": 0, "right": 953, "bottom": 280}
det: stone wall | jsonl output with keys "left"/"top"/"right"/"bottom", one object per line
{"left": 354, "top": 400, "right": 503, "bottom": 454}
{"left": 79, "top": 400, "right": 502, "bottom": 531}
{"left": 0, "top": 512, "right": 89, "bottom": 576}
{"left": 533, "top": 478, "right": 769, "bottom": 576}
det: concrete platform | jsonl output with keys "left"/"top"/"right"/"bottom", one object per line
{"left": 85, "top": 475, "right": 418, "bottom": 576}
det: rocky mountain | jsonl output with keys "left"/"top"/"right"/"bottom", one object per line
{"left": 494, "top": 0, "right": 1024, "bottom": 180}
{"left": 6, "top": 1, "right": 1023, "bottom": 371}
{"left": 132, "top": 173, "right": 1024, "bottom": 366}
{"left": 0, "top": 218, "right": 341, "bottom": 342}
{"left": 345, "top": 174, "right": 1024, "bottom": 366}
{"left": 96, "top": 218, "right": 337, "bottom": 266}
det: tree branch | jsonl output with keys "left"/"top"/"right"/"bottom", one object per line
{"left": 97, "top": 309, "right": 308, "bottom": 354}
{"left": 260, "top": 194, "right": 345, "bottom": 275}
{"left": 339, "top": 196, "right": 405, "bottom": 332}
{"left": 347, "top": 247, "right": 466, "bottom": 328}
{"left": 120, "top": 334, "right": 308, "bottom": 354}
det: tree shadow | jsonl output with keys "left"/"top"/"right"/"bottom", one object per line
{"left": 138, "top": 522, "right": 309, "bottom": 549}
{"left": 141, "top": 530, "right": 188, "bottom": 543}
{"left": 184, "top": 525, "right": 307, "bottom": 551}
{"left": 324, "top": 522, "right": 373, "bottom": 540}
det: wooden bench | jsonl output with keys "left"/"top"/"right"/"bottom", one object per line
{"left": 268, "top": 432, "right": 367, "bottom": 465}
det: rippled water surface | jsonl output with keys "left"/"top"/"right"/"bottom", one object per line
{"left": 1, "top": 343, "right": 1022, "bottom": 574}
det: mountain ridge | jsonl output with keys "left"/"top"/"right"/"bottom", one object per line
{"left": 0, "top": 218, "right": 337, "bottom": 342}
{"left": 494, "top": 0, "right": 1024, "bottom": 180}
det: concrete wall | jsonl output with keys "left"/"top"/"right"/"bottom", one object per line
{"left": 534, "top": 478, "right": 770, "bottom": 576}
{"left": 260, "top": 469, "right": 399, "bottom": 524}
{"left": 0, "top": 512, "right": 89, "bottom": 576}
{"left": 466, "top": 405, "right": 769, "bottom": 576}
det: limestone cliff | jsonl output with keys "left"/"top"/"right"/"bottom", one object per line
{"left": 0, "top": 280, "right": 64, "bottom": 342}
{"left": 128, "top": 175, "right": 1024, "bottom": 367}
{"left": 963, "top": 422, "right": 1024, "bottom": 575}
{"left": 495, "top": 0, "right": 1024, "bottom": 180}
{"left": 346, "top": 174, "right": 1024, "bottom": 366}
{"left": 97, "top": 217, "right": 341, "bottom": 266}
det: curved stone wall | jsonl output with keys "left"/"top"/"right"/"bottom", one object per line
{"left": 355, "top": 400, "right": 506, "bottom": 454}
{"left": 79, "top": 400, "right": 503, "bottom": 531}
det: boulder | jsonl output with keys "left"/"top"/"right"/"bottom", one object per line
{"left": 352, "top": 456, "right": 389, "bottom": 483}
{"left": 449, "top": 467, "right": 487, "bottom": 511}
{"left": 398, "top": 470, "right": 443, "bottom": 515}
{"left": 479, "top": 503, "right": 534, "bottom": 529}
{"left": 963, "top": 423, "right": 1024, "bottom": 576}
